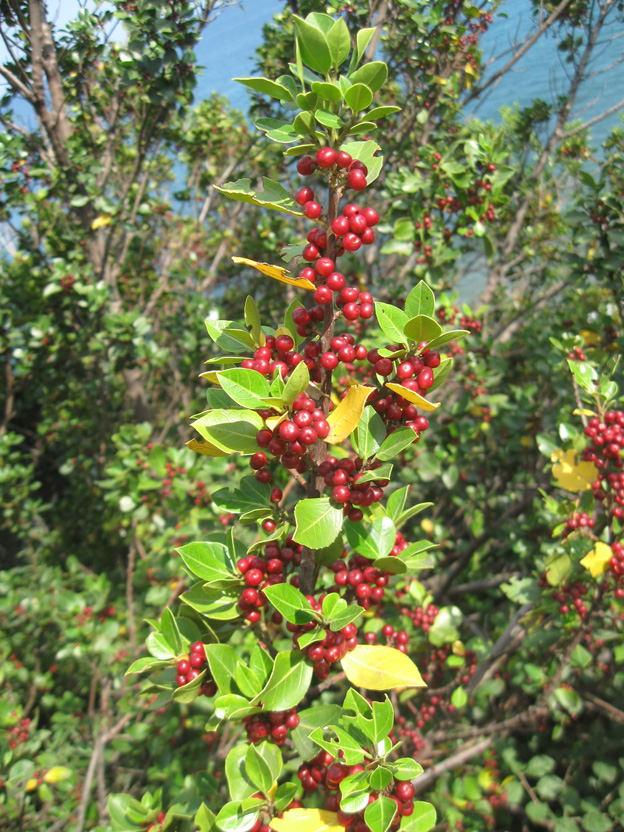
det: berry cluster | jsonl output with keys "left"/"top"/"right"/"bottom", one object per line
{"left": 240, "top": 334, "right": 305, "bottom": 381}
{"left": 609, "top": 542, "right": 624, "bottom": 595}
{"left": 252, "top": 392, "right": 331, "bottom": 478}
{"left": 584, "top": 412, "right": 624, "bottom": 473}
{"left": 146, "top": 811, "right": 167, "bottom": 831}
{"left": 297, "top": 749, "right": 335, "bottom": 792}
{"left": 297, "top": 147, "right": 369, "bottom": 191}
{"left": 328, "top": 770, "right": 417, "bottom": 832}
{"left": 7, "top": 716, "right": 31, "bottom": 750}
{"left": 330, "top": 203, "right": 379, "bottom": 252}
{"left": 243, "top": 708, "right": 300, "bottom": 746}
{"left": 400, "top": 604, "right": 439, "bottom": 634}
{"left": 567, "top": 345, "right": 587, "bottom": 361}
{"left": 319, "top": 456, "right": 387, "bottom": 520}
{"left": 363, "top": 623, "right": 409, "bottom": 653}
{"left": 289, "top": 599, "right": 359, "bottom": 680}
{"left": 175, "top": 642, "right": 217, "bottom": 696}
{"left": 328, "top": 553, "right": 391, "bottom": 607}
{"left": 541, "top": 575, "right": 590, "bottom": 618}
{"left": 561, "top": 511, "right": 595, "bottom": 538}
{"left": 236, "top": 545, "right": 300, "bottom": 623}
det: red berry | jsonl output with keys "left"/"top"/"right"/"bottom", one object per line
{"left": 314, "top": 286, "right": 333, "bottom": 305}
{"left": 279, "top": 421, "right": 300, "bottom": 441}
{"left": 336, "top": 150, "right": 352, "bottom": 169}
{"left": 303, "top": 243, "right": 320, "bottom": 261}
{"left": 362, "top": 207, "right": 379, "bottom": 226}
{"left": 349, "top": 214, "right": 368, "bottom": 234}
{"left": 315, "top": 419, "right": 330, "bottom": 438}
{"left": 375, "top": 358, "right": 394, "bottom": 376}
{"left": 343, "top": 232, "right": 362, "bottom": 252}
{"left": 262, "top": 519, "right": 276, "bottom": 533}
{"left": 348, "top": 169, "right": 367, "bottom": 191}
{"left": 316, "top": 257, "right": 335, "bottom": 277}
{"left": 343, "top": 302, "right": 360, "bottom": 321}
{"left": 416, "top": 367, "right": 434, "bottom": 389}
{"left": 295, "top": 187, "right": 314, "bottom": 206}
{"left": 316, "top": 147, "right": 337, "bottom": 168}
{"left": 327, "top": 272, "right": 346, "bottom": 291}
{"left": 321, "top": 352, "right": 339, "bottom": 370}
{"left": 303, "top": 201, "right": 322, "bottom": 220}
{"left": 276, "top": 334, "right": 294, "bottom": 352}
{"left": 296, "top": 156, "right": 316, "bottom": 176}
{"left": 250, "top": 452, "right": 267, "bottom": 470}
{"left": 331, "top": 216, "right": 350, "bottom": 236}
{"left": 332, "top": 486, "right": 351, "bottom": 503}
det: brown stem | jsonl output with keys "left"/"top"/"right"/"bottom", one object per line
{"left": 299, "top": 180, "right": 344, "bottom": 596}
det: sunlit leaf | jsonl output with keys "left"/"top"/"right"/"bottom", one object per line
{"left": 341, "top": 645, "right": 426, "bottom": 690}
{"left": 232, "top": 257, "right": 315, "bottom": 290}
{"left": 580, "top": 542, "right": 613, "bottom": 578}
{"left": 186, "top": 437, "right": 228, "bottom": 457}
{"left": 271, "top": 809, "right": 342, "bottom": 832}
{"left": 326, "top": 385, "right": 376, "bottom": 443}
{"left": 385, "top": 383, "right": 440, "bottom": 412}
{"left": 551, "top": 448, "right": 597, "bottom": 492}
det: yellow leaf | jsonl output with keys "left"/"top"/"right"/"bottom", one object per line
{"left": 520, "top": 436, "right": 533, "bottom": 448}
{"left": 464, "top": 63, "right": 476, "bottom": 76}
{"left": 271, "top": 809, "right": 342, "bottom": 832}
{"left": 469, "top": 403, "right": 483, "bottom": 417}
{"left": 267, "top": 781, "right": 278, "bottom": 801}
{"left": 580, "top": 330, "right": 599, "bottom": 346}
{"left": 326, "top": 385, "right": 376, "bottom": 444}
{"left": 385, "top": 382, "right": 441, "bottom": 412}
{"left": 91, "top": 214, "right": 112, "bottom": 230}
{"left": 265, "top": 411, "right": 288, "bottom": 431}
{"left": 421, "top": 518, "right": 434, "bottom": 534}
{"left": 25, "top": 779, "right": 38, "bottom": 792}
{"left": 580, "top": 542, "right": 613, "bottom": 578}
{"left": 433, "top": 75, "right": 447, "bottom": 85}
{"left": 341, "top": 644, "right": 426, "bottom": 690}
{"left": 186, "top": 437, "right": 228, "bottom": 457}
{"left": 199, "top": 371, "right": 221, "bottom": 384}
{"left": 43, "top": 766, "right": 72, "bottom": 784}
{"left": 232, "top": 257, "right": 315, "bottom": 291}
{"left": 551, "top": 449, "right": 597, "bottom": 492}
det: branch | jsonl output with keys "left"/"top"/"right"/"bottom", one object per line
{"left": 412, "top": 737, "right": 494, "bottom": 794}
{"left": 562, "top": 97, "right": 624, "bottom": 139}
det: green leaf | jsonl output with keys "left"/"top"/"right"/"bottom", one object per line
{"left": 216, "top": 801, "right": 260, "bottom": 832}
{"left": 322, "top": 593, "right": 364, "bottom": 631}
{"left": 205, "top": 644, "right": 240, "bottom": 694}
{"left": 365, "top": 795, "right": 397, "bottom": 832}
{"left": 249, "top": 645, "right": 274, "bottom": 687}
{"left": 386, "top": 485, "right": 410, "bottom": 524}
{"left": 355, "top": 406, "right": 386, "bottom": 460}
{"left": 310, "top": 81, "right": 342, "bottom": 102}
{"left": 235, "top": 664, "right": 262, "bottom": 699}
{"left": 263, "top": 585, "right": 318, "bottom": 625}
{"left": 293, "top": 497, "right": 343, "bottom": 548}
{"left": 396, "top": 502, "right": 433, "bottom": 528}
{"left": 177, "top": 541, "right": 238, "bottom": 585}
{"left": 423, "top": 329, "right": 470, "bottom": 352}
{"left": 255, "top": 651, "right": 313, "bottom": 710}
{"left": 291, "top": 705, "right": 344, "bottom": 760}
{"left": 181, "top": 583, "right": 240, "bottom": 620}
{"left": 316, "top": 110, "right": 344, "bottom": 129}
{"left": 326, "top": 17, "right": 351, "bottom": 68}
{"left": 173, "top": 669, "right": 205, "bottom": 704}
{"left": 146, "top": 631, "right": 177, "bottom": 660}
{"left": 400, "top": 802, "right": 436, "bottom": 832}
{"left": 195, "top": 804, "right": 218, "bottom": 832}
{"left": 376, "top": 427, "right": 416, "bottom": 461}
{"left": 216, "top": 369, "right": 272, "bottom": 410}
{"left": 341, "top": 139, "right": 383, "bottom": 185}
{"left": 226, "top": 745, "right": 256, "bottom": 800}
{"left": 405, "top": 282, "right": 435, "bottom": 318}
{"left": 355, "top": 28, "right": 376, "bottom": 65}
{"left": 214, "top": 178, "right": 302, "bottom": 216}
{"left": 350, "top": 61, "right": 387, "bottom": 92}
{"left": 403, "top": 315, "right": 442, "bottom": 344}
{"left": 344, "top": 516, "right": 396, "bottom": 560}
{"left": 345, "top": 83, "right": 374, "bottom": 113}
{"left": 294, "top": 16, "right": 333, "bottom": 75}
{"left": 212, "top": 477, "right": 271, "bottom": 515}
{"left": 245, "top": 742, "right": 282, "bottom": 795}
{"left": 355, "top": 463, "right": 393, "bottom": 484}
{"left": 234, "top": 77, "right": 294, "bottom": 102}
{"left": 205, "top": 320, "right": 255, "bottom": 353}
{"left": 427, "top": 605, "right": 462, "bottom": 647}
{"left": 125, "top": 656, "right": 168, "bottom": 675}
{"left": 366, "top": 105, "right": 402, "bottom": 120}
{"left": 370, "top": 767, "right": 393, "bottom": 792}
{"left": 310, "top": 725, "right": 366, "bottom": 765}
{"left": 282, "top": 361, "right": 310, "bottom": 407}
{"left": 375, "top": 303, "right": 409, "bottom": 346}
{"left": 160, "top": 607, "right": 182, "bottom": 655}
{"left": 389, "top": 758, "right": 423, "bottom": 781}
{"left": 244, "top": 297, "right": 262, "bottom": 346}
{"left": 274, "top": 783, "right": 299, "bottom": 813}
{"left": 451, "top": 687, "right": 467, "bottom": 709}
{"left": 430, "top": 357, "right": 453, "bottom": 392}
{"left": 372, "top": 698, "right": 394, "bottom": 742}
{"left": 192, "top": 410, "right": 264, "bottom": 455}
{"left": 214, "top": 695, "right": 262, "bottom": 721}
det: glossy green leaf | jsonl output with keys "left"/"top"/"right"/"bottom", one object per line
{"left": 327, "top": 17, "right": 351, "bottom": 67}
{"left": 216, "top": 369, "right": 271, "bottom": 410}
{"left": 341, "top": 139, "right": 383, "bottom": 185}
{"left": 405, "top": 281, "right": 435, "bottom": 318}
{"left": 375, "top": 302, "right": 409, "bottom": 346}
{"left": 245, "top": 742, "right": 282, "bottom": 795}
{"left": 423, "top": 329, "right": 470, "bottom": 352}
{"left": 293, "top": 497, "right": 343, "bottom": 548}
{"left": 216, "top": 801, "right": 260, "bottom": 832}
{"left": 192, "top": 410, "right": 264, "bottom": 455}
{"left": 316, "top": 110, "right": 344, "bottom": 129}
{"left": 176, "top": 541, "right": 238, "bottom": 585}
{"left": 354, "top": 406, "right": 386, "bottom": 460}
{"left": 344, "top": 516, "right": 396, "bottom": 560}
{"left": 345, "top": 83, "right": 373, "bottom": 113}
{"left": 364, "top": 795, "right": 397, "bottom": 832}
{"left": 291, "top": 705, "right": 344, "bottom": 761}
{"left": 282, "top": 361, "right": 310, "bottom": 407}
{"left": 255, "top": 651, "right": 313, "bottom": 710}
{"left": 181, "top": 583, "right": 240, "bottom": 620}
{"left": 366, "top": 105, "right": 402, "bottom": 120}
{"left": 376, "top": 427, "right": 416, "bottom": 461}
{"left": 350, "top": 61, "right": 387, "bottom": 92}
{"left": 226, "top": 745, "right": 256, "bottom": 801}
{"left": 403, "top": 315, "right": 442, "bottom": 344}
{"left": 310, "top": 81, "right": 342, "bottom": 102}
{"left": 214, "top": 178, "right": 302, "bottom": 216}
{"left": 294, "top": 16, "right": 332, "bottom": 75}
{"left": 263, "top": 584, "right": 318, "bottom": 625}
{"left": 400, "top": 802, "right": 436, "bottom": 832}
{"left": 234, "top": 77, "right": 294, "bottom": 102}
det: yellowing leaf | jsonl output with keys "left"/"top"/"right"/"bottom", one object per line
{"left": 186, "top": 437, "right": 228, "bottom": 457}
{"left": 421, "top": 518, "right": 434, "bottom": 534}
{"left": 580, "top": 542, "right": 613, "bottom": 578}
{"left": 551, "top": 449, "right": 597, "bottom": 492}
{"left": 433, "top": 75, "right": 448, "bottom": 85}
{"left": 580, "top": 330, "right": 599, "bottom": 346}
{"left": 341, "top": 644, "right": 426, "bottom": 690}
{"left": 326, "top": 385, "right": 376, "bottom": 444}
{"left": 385, "top": 382, "right": 441, "bottom": 412}
{"left": 25, "top": 779, "right": 38, "bottom": 792}
{"left": 91, "top": 214, "right": 112, "bottom": 230}
{"left": 199, "top": 371, "right": 221, "bottom": 384}
{"left": 43, "top": 766, "right": 72, "bottom": 784}
{"left": 520, "top": 436, "right": 533, "bottom": 448}
{"left": 232, "top": 257, "right": 315, "bottom": 291}
{"left": 464, "top": 63, "right": 476, "bottom": 76}
{"left": 265, "top": 411, "right": 288, "bottom": 431}
{"left": 271, "top": 809, "right": 342, "bottom": 832}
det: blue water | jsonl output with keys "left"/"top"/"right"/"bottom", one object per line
{"left": 196, "top": 0, "right": 624, "bottom": 147}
